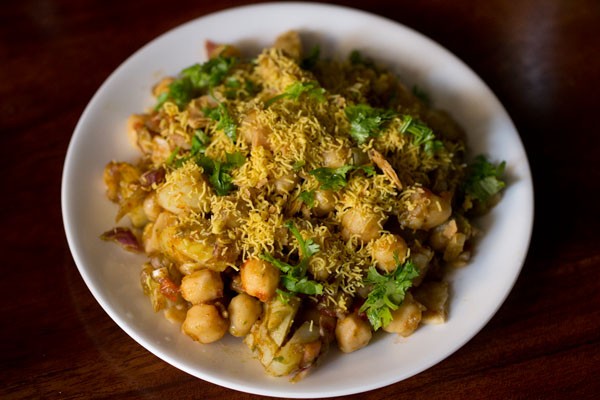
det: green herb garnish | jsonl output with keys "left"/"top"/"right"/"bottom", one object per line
{"left": 165, "top": 146, "right": 180, "bottom": 166}
{"left": 292, "top": 160, "right": 306, "bottom": 172}
{"left": 465, "top": 155, "right": 506, "bottom": 202}
{"left": 190, "top": 130, "right": 210, "bottom": 155}
{"left": 412, "top": 85, "right": 431, "bottom": 106}
{"left": 168, "top": 130, "right": 210, "bottom": 168}
{"left": 359, "top": 260, "right": 419, "bottom": 331}
{"left": 155, "top": 55, "right": 237, "bottom": 110}
{"left": 345, "top": 104, "right": 396, "bottom": 144}
{"left": 265, "top": 81, "right": 325, "bottom": 107}
{"left": 301, "top": 45, "right": 320, "bottom": 70}
{"left": 348, "top": 50, "right": 375, "bottom": 68}
{"left": 399, "top": 115, "right": 443, "bottom": 154}
{"left": 298, "top": 190, "right": 315, "bottom": 208}
{"left": 204, "top": 102, "right": 237, "bottom": 142}
{"left": 155, "top": 78, "right": 195, "bottom": 110}
{"left": 309, "top": 164, "right": 376, "bottom": 191}
{"left": 181, "top": 56, "right": 237, "bottom": 91}
{"left": 195, "top": 152, "right": 245, "bottom": 196}
{"left": 259, "top": 221, "right": 323, "bottom": 296}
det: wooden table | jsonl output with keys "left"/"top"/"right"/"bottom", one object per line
{"left": 2, "top": 1, "right": 599, "bottom": 398}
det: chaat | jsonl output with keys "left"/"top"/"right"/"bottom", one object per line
{"left": 101, "top": 31, "right": 506, "bottom": 380}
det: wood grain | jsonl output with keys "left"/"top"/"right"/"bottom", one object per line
{"left": 1, "top": 0, "right": 599, "bottom": 399}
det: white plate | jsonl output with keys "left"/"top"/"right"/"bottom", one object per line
{"left": 62, "top": 2, "right": 534, "bottom": 398}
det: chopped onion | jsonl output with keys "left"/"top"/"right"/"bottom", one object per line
{"left": 100, "top": 227, "right": 142, "bottom": 252}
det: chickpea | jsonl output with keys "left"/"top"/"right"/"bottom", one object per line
{"left": 308, "top": 253, "right": 332, "bottom": 281}
{"left": 429, "top": 219, "right": 467, "bottom": 263}
{"left": 182, "top": 304, "right": 228, "bottom": 344}
{"left": 228, "top": 293, "right": 263, "bottom": 337}
{"left": 180, "top": 269, "right": 224, "bottom": 305}
{"left": 335, "top": 313, "right": 372, "bottom": 353}
{"left": 430, "top": 219, "right": 458, "bottom": 251}
{"left": 402, "top": 188, "right": 452, "bottom": 231}
{"left": 371, "top": 233, "right": 409, "bottom": 273}
{"left": 322, "top": 145, "right": 351, "bottom": 168}
{"left": 382, "top": 293, "right": 425, "bottom": 336}
{"left": 312, "top": 189, "right": 336, "bottom": 217}
{"left": 274, "top": 173, "right": 299, "bottom": 194}
{"left": 341, "top": 207, "right": 385, "bottom": 243}
{"left": 240, "top": 258, "right": 280, "bottom": 302}
{"left": 240, "top": 110, "right": 271, "bottom": 149}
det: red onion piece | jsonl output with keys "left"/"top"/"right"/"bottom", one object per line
{"left": 139, "top": 168, "right": 165, "bottom": 187}
{"left": 100, "top": 227, "right": 143, "bottom": 253}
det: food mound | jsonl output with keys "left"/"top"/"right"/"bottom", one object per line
{"left": 101, "top": 31, "right": 506, "bottom": 380}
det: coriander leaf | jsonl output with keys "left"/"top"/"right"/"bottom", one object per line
{"left": 360, "top": 165, "right": 377, "bottom": 177}
{"left": 225, "top": 76, "right": 241, "bottom": 88}
{"left": 223, "top": 76, "right": 242, "bottom": 99}
{"left": 309, "top": 164, "right": 375, "bottom": 191}
{"left": 225, "top": 151, "right": 246, "bottom": 167}
{"left": 154, "top": 91, "right": 170, "bottom": 110}
{"left": 309, "top": 165, "right": 354, "bottom": 191}
{"left": 165, "top": 146, "right": 180, "bottom": 166}
{"left": 276, "top": 288, "right": 293, "bottom": 304}
{"left": 170, "top": 131, "right": 209, "bottom": 168}
{"left": 298, "top": 190, "right": 315, "bottom": 208}
{"left": 155, "top": 55, "right": 237, "bottom": 110}
{"left": 412, "top": 85, "right": 431, "bottom": 107}
{"left": 259, "top": 222, "right": 323, "bottom": 297}
{"left": 244, "top": 79, "right": 259, "bottom": 96}
{"left": 301, "top": 45, "right": 320, "bottom": 70}
{"left": 216, "top": 103, "right": 237, "bottom": 142}
{"left": 359, "top": 260, "right": 419, "bottom": 331}
{"left": 284, "top": 220, "right": 320, "bottom": 260}
{"left": 465, "top": 155, "right": 506, "bottom": 202}
{"left": 157, "top": 77, "right": 195, "bottom": 110}
{"left": 282, "top": 276, "right": 323, "bottom": 295}
{"left": 349, "top": 50, "right": 375, "bottom": 68}
{"left": 399, "top": 115, "right": 443, "bottom": 154}
{"left": 202, "top": 105, "right": 221, "bottom": 120}
{"left": 259, "top": 252, "right": 324, "bottom": 296}
{"left": 345, "top": 104, "right": 396, "bottom": 144}
{"left": 204, "top": 102, "right": 237, "bottom": 142}
{"left": 260, "top": 252, "right": 294, "bottom": 273}
{"left": 208, "top": 161, "right": 233, "bottom": 196}
{"left": 181, "top": 56, "right": 237, "bottom": 89}
{"left": 190, "top": 130, "right": 210, "bottom": 156}
{"left": 193, "top": 153, "right": 214, "bottom": 172}
{"left": 292, "top": 160, "right": 306, "bottom": 171}
{"left": 194, "top": 152, "right": 245, "bottom": 196}
{"left": 265, "top": 81, "right": 325, "bottom": 107}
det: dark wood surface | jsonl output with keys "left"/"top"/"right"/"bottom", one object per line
{"left": 2, "top": 0, "right": 599, "bottom": 399}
